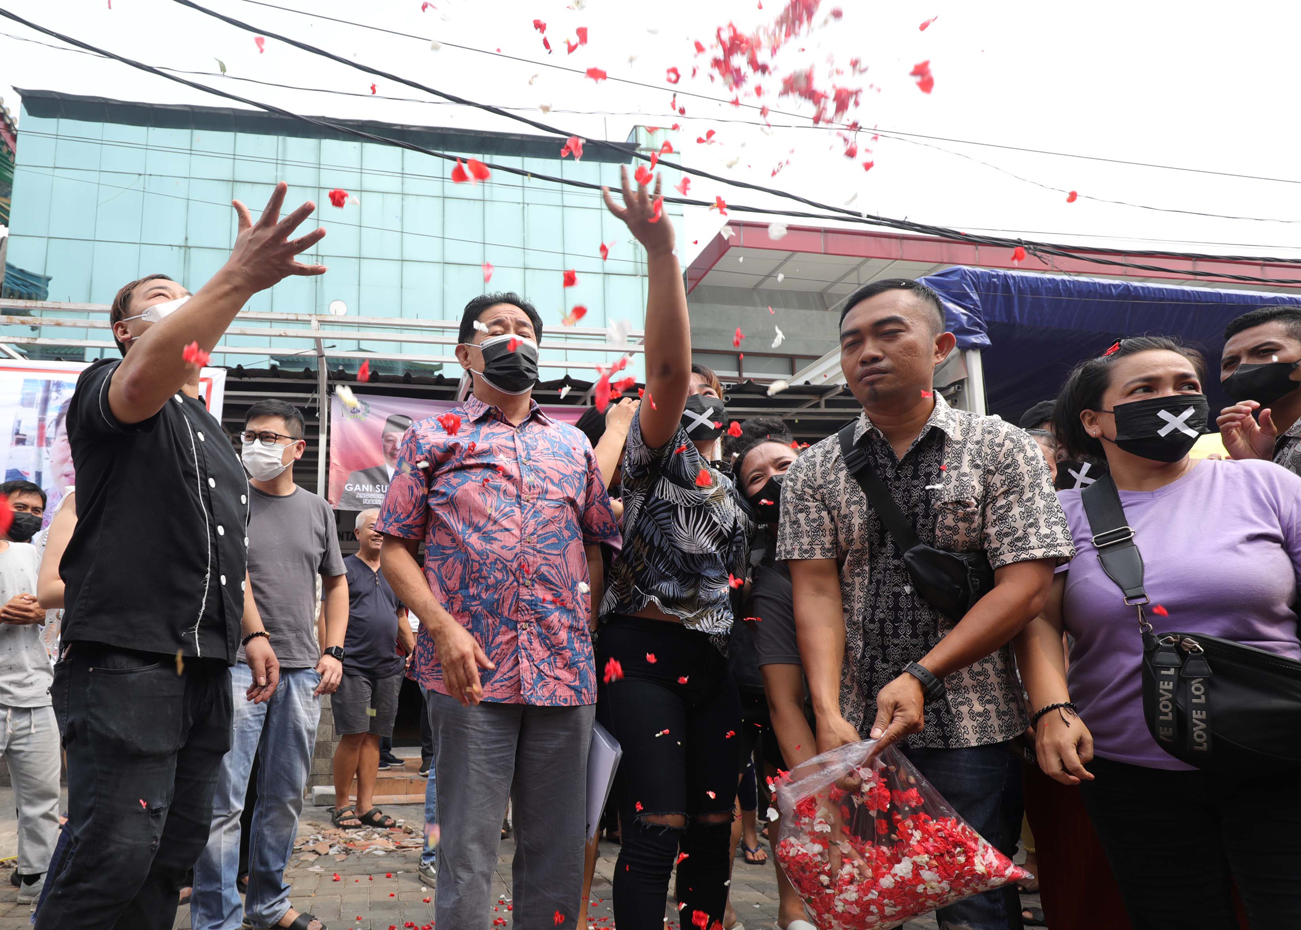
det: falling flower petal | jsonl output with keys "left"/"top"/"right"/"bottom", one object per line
{"left": 772, "top": 326, "right": 785, "bottom": 349}
{"left": 1067, "top": 190, "right": 1078, "bottom": 203}
{"left": 554, "top": 911, "right": 564, "bottom": 927}
{"left": 451, "top": 159, "right": 470, "bottom": 183}
{"left": 532, "top": 18, "right": 546, "bottom": 32}
{"left": 910, "top": 60, "right": 935, "bottom": 94}
{"left": 720, "top": 225, "right": 735, "bottom": 240}
{"left": 678, "top": 676, "right": 689, "bottom": 684}
{"left": 726, "top": 421, "right": 743, "bottom": 438}
{"left": 728, "top": 574, "right": 744, "bottom": 589}
{"left": 645, "top": 653, "right": 657, "bottom": 664}
{"left": 603, "top": 657, "right": 624, "bottom": 682}
{"left": 215, "top": 58, "right": 226, "bottom": 74}
{"left": 566, "top": 38, "right": 580, "bottom": 54}
{"left": 335, "top": 384, "right": 361, "bottom": 412}
{"left": 507, "top": 336, "right": 521, "bottom": 352}
{"left": 559, "top": 385, "right": 572, "bottom": 399}
{"left": 563, "top": 269, "right": 578, "bottom": 287}
{"left": 674, "top": 176, "right": 692, "bottom": 196}
{"left": 695, "top": 468, "right": 712, "bottom": 487}
{"left": 768, "top": 223, "right": 788, "bottom": 240}
{"left": 327, "top": 188, "right": 348, "bottom": 208}
{"left": 732, "top": 326, "right": 745, "bottom": 347}
{"left": 1152, "top": 604, "right": 1169, "bottom": 616}
{"left": 468, "top": 158, "right": 491, "bottom": 181}
{"left": 436, "top": 413, "right": 461, "bottom": 435}
{"left": 920, "top": 15, "right": 938, "bottom": 30}
{"left": 585, "top": 67, "right": 608, "bottom": 82}
{"left": 599, "top": 242, "right": 610, "bottom": 261}
{"left": 595, "top": 374, "right": 612, "bottom": 413}
{"left": 357, "top": 360, "right": 371, "bottom": 383}
{"left": 694, "top": 39, "right": 706, "bottom": 53}
{"left": 182, "top": 342, "right": 210, "bottom": 367}
{"left": 647, "top": 195, "right": 664, "bottom": 223}
{"left": 562, "top": 305, "right": 588, "bottom": 326}
{"left": 767, "top": 380, "right": 789, "bottom": 397}
{"left": 254, "top": 36, "right": 265, "bottom": 53}
{"left": 560, "top": 135, "right": 584, "bottom": 160}
{"left": 921, "top": 389, "right": 933, "bottom": 398}
{"left": 634, "top": 164, "right": 654, "bottom": 187}
{"left": 576, "top": 25, "right": 588, "bottom": 44}
{"left": 862, "top": 160, "right": 875, "bottom": 172}
{"left": 1011, "top": 246, "right": 1027, "bottom": 264}
{"left": 726, "top": 729, "right": 736, "bottom": 738}
{"left": 578, "top": 581, "right": 590, "bottom": 594}
{"left": 370, "top": 83, "right": 377, "bottom": 94}
{"left": 473, "top": 319, "right": 491, "bottom": 334}
{"left": 482, "top": 262, "right": 494, "bottom": 283}
{"left": 608, "top": 319, "right": 632, "bottom": 347}
{"left": 666, "top": 66, "right": 681, "bottom": 84}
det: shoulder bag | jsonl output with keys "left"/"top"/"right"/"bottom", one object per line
{"left": 1081, "top": 473, "right": 1301, "bottom": 772}
{"left": 837, "top": 425, "right": 994, "bottom": 624}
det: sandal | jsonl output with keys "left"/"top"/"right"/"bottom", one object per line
{"left": 1021, "top": 905, "right": 1047, "bottom": 926}
{"left": 357, "top": 808, "right": 396, "bottom": 829}
{"left": 280, "top": 915, "right": 327, "bottom": 930}
{"left": 331, "top": 806, "right": 362, "bottom": 830}
{"left": 742, "top": 842, "right": 768, "bottom": 865}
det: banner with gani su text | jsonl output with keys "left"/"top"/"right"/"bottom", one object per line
{"left": 328, "top": 392, "right": 583, "bottom": 511}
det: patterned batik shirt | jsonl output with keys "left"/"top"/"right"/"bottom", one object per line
{"left": 377, "top": 395, "right": 621, "bottom": 706}
{"left": 599, "top": 408, "right": 753, "bottom": 642}
{"left": 1274, "top": 418, "right": 1301, "bottom": 476}
{"left": 777, "top": 393, "right": 1075, "bottom": 748}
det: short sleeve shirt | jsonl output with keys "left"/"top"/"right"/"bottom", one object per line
{"left": 777, "top": 394, "right": 1075, "bottom": 747}
{"left": 376, "top": 395, "right": 621, "bottom": 706}
{"left": 62, "top": 359, "right": 250, "bottom": 663}
{"left": 1274, "top": 419, "right": 1301, "bottom": 476}
{"left": 599, "top": 408, "right": 753, "bottom": 639}
{"left": 240, "top": 486, "right": 345, "bottom": 669}
{"left": 342, "top": 555, "right": 405, "bottom": 679}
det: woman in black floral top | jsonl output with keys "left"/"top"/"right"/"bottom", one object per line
{"left": 596, "top": 168, "right": 752, "bottom": 930}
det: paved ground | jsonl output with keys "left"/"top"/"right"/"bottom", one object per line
{"left": 0, "top": 791, "right": 1040, "bottom": 929}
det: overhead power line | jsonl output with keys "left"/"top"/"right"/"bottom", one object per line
{"left": 6, "top": 6, "right": 1301, "bottom": 287}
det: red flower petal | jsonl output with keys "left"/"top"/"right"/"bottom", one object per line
{"left": 695, "top": 468, "right": 712, "bottom": 487}
{"left": 712, "top": 195, "right": 727, "bottom": 215}
{"left": 451, "top": 159, "right": 470, "bottom": 183}
{"left": 327, "top": 188, "right": 348, "bottom": 208}
{"left": 562, "top": 305, "right": 588, "bottom": 326}
{"left": 576, "top": 26, "right": 588, "bottom": 44}
{"left": 181, "top": 341, "right": 211, "bottom": 367}
{"left": 693, "top": 40, "right": 706, "bottom": 53}
{"left": 1011, "top": 245, "right": 1027, "bottom": 263}
{"left": 920, "top": 389, "right": 933, "bottom": 398}
{"left": 674, "top": 176, "right": 691, "bottom": 196}
{"left": 554, "top": 910, "right": 564, "bottom": 926}
{"left": 862, "top": 160, "right": 875, "bottom": 171}
{"left": 635, "top": 801, "right": 644, "bottom": 811}
{"left": 482, "top": 262, "right": 494, "bottom": 283}
{"left": 532, "top": 19, "right": 546, "bottom": 32}
{"left": 357, "top": 360, "right": 371, "bottom": 383}
{"left": 728, "top": 574, "right": 743, "bottom": 589}
{"left": 599, "top": 243, "right": 609, "bottom": 261}
{"left": 725, "top": 729, "right": 735, "bottom": 738}
{"left": 507, "top": 336, "right": 521, "bottom": 353}
{"left": 647, "top": 195, "right": 664, "bottom": 223}
{"left": 612, "top": 376, "right": 636, "bottom": 393}
{"left": 634, "top": 164, "right": 654, "bottom": 187}
{"left": 560, "top": 135, "right": 584, "bottom": 160}
{"left": 566, "top": 38, "right": 580, "bottom": 54}
{"left": 1151, "top": 604, "right": 1169, "bottom": 616}
{"left": 920, "top": 15, "right": 938, "bottom": 30}
{"left": 254, "top": 36, "right": 265, "bottom": 53}
{"left": 732, "top": 326, "right": 745, "bottom": 347}
{"left": 370, "top": 83, "right": 377, "bottom": 95}
{"left": 678, "top": 676, "right": 689, "bottom": 684}
{"left": 563, "top": 269, "right": 578, "bottom": 287}
{"left": 585, "top": 67, "right": 608, "bottom": 82}
{"left": 603, "top": 657, "right": 624, "bottom": 682}
{"left": 666, "top": 66, "right": 681, "bottom": 84}
{"left": 436, "top": 413, "right": 461, "bottom": 435}
{"left": 726, "top": 421, "right": 742, "bottom": 437}
{"left": 468, "top": 158, "right": 491, "bottom": 181}
{"left": 910, "top": 60, "right": 935, "bottom": 93}
{"left": 1066, "top": 190, "right": 1078, "bottom": 203}
{"left": 595, "top": 374, "right": 612, "bottom": 413}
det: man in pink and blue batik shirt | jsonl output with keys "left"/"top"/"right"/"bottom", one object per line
{"left": 377, "top": 291, "right": 620, "bottom": 930}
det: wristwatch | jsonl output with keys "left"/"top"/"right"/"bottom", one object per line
{"left": 323, "top": 646, "right": 345, "bottom": 662}
{"left": 903, "top": 661, "right": 946, "bottom": 704}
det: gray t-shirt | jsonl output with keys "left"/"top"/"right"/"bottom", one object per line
{"left": 0, "top": 543, "right": 53, "bottom": 707}
{"left": 239, "top": 485, "right": 345, "bottom": 670}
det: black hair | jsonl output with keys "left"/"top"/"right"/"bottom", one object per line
{"left": 245, "top": 400, "right": 305, "bottom": 440}
{"left": 383, "top": 414, "right": 414, "bottom": 435}
{"left": 730, "top": 417, "right": 796, "bottom": 479}
{"left": 1052, "top": 336, "right": 1207, "bottom": 460}
{"left": 0, "top": 480, "right": 46, "bottom": 509}
{"left": 574, "top": 405, "right": 607, "bottom": 449}
{"left": 1223, "top": 305, "right": 1301, "bottom": 343}
{"left": 690, "top": 362, "right": 724, "bottom": 398}
{"left": 1018, "top": 400, "right": 1056, "bottom": 430}
{"left": 839, "top": 278, "right": 945, "bottom": 335}
{"left": 458, "top": 292, "right": 545, "bottom": 345}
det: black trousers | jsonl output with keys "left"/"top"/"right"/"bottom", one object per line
{"left": 1081, "top": 755, "right": 1301, "bottom": 929}
{"left": 597, "top": 615, "right": 742, "bottom": 930}
{"left": 36, "top": 643, "right": 232, "bottom": 930}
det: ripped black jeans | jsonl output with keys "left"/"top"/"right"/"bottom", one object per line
{"left": 598, "top": 615, "right": 743, "bottom": 930}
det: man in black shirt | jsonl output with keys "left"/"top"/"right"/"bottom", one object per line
{"left": 36, "top": 183, "right": 326, "bottom": 930}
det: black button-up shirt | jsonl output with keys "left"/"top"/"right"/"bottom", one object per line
{"left": 61, "top": 359, "right": 250, "bottom": 663}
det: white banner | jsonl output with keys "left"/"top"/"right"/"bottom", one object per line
{"left": 0, "top": 359, "right": 227, "bottom": 525}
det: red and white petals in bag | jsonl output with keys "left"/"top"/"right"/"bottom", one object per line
{"left": 774, "top": 740, "right": 1029, "bottom": 930}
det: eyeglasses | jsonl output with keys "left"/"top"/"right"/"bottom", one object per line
{"left": 241, "top": 429, "right": 299, "bottom": 447}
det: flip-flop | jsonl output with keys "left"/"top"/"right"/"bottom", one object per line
{"left": 1021, "top": 906, "right": 1047, "bottom": 926}
{"left": 742, "top": 842, "right": 768, "bottom": 865}
{"left": 331, "top": 806, "right": 362, "bottom": 830}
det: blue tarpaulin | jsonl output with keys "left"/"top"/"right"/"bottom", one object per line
{"left": 920, "top": 266, "right": 1301, "bottom": 424}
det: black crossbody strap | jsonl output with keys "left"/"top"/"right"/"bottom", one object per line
{"left": 837, "top": 424, "right": 921, "bottom": 552}
{"left": 1079, "top": 474, "right": 1149, "bottom": 606}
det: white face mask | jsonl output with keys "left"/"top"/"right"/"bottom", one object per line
{"left": 241, "top": 440, "right": 292, "bottom": 481}
{"left": 121, "top": 295, "right": 190, "bottom": 324}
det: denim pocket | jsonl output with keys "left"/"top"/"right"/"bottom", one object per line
{"left": 85, "top": 660, "right": 185, "bottom": 758}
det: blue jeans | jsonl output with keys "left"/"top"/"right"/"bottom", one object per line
{"left": 191, "top": 664, "right": 322, "bottom": 930}
{"left": 902, "top": 742, "right": 1024, "bottom": 930}
{"left": 419, "top": 685, "right": 437, "bottom": 868}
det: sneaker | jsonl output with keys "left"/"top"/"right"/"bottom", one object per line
{"left": 418, "top": 861, "right": 437, "bottom": 886}
{"left": 377, "top": 758, "right": 396, "bottom": 770}
{"left": 379, "top": 752, "right": 404, "bottom": 769}
{"left": 418, "top": 764, "right": 431, "bottom": 778}
{"left": 16, "top": 874, "right": 44, "bottom": 905}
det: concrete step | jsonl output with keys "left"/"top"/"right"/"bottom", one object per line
{"left": 311, "top": 753, "right": 429, "bottom": 808}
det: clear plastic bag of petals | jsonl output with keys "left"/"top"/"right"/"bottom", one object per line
{"left": 773, "top": 739, "right": 1030, "bottom": 930}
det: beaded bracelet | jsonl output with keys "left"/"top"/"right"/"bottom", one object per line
{"left": 1030, "top": 701, "right": 1078, "bottom": 727}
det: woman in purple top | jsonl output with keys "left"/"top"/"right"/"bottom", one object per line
{"left": 1015, "top": 336, "right": 1301, "bottom": 929}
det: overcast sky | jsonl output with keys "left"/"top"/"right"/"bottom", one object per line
{"left": 4, "top": 0, "right": 1301, "bottom": 268}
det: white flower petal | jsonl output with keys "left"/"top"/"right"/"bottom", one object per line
{"left": 766, "top": 379, "right": 790, "bottom": 397}
{"left": 768, "top": 223, "right": 788, "bottom": 240}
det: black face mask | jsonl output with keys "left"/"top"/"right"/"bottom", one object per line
{"left": 7, "top": 512, "right": 42, "bottom": 543}
{"left": 1222, "top": 360, "right": 1300, "bottom": 407}
{"left": 747, "top": 473, "right": 784, "bottom": 523}
{"left": 681, "top": 394, "right": 726, "bottom": 441}
{"left": 1055, "top": 458, "right": 1106, "bottom": 491}
{"left": 1101, "top": 394, "right": 1209, "bottom": 463}
{"left": 468, "top": 334, "right": 539, "bottom": 395}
